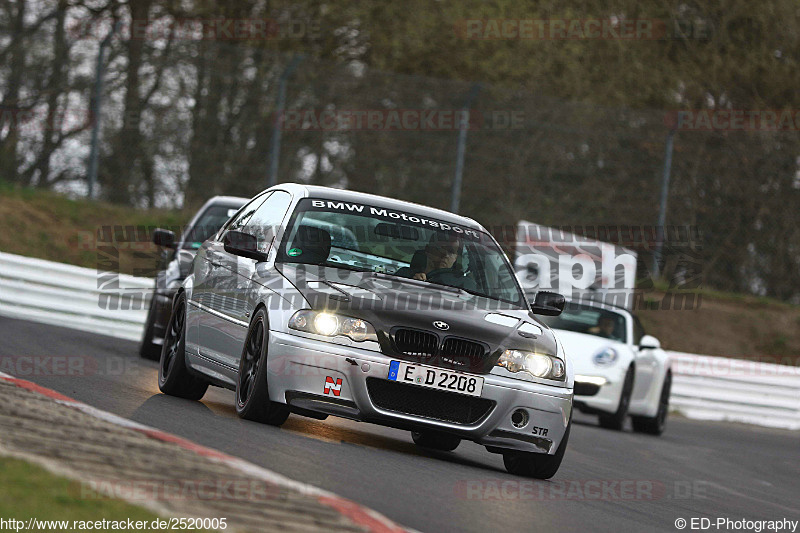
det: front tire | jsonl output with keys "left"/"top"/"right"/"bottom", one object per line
{"left": 503, "top": 417, "right": 571, "bottom": 479}
{"left": 411, "top": 431, "right": 461, "bottom": 452}
{"left": 598, "top": 365, "right": 635, "bottom": 431}
{"left": 632, "top": 371, "right": 672, "bottom": 435}
{"left": 235, "top": 308, "right": 289, "bottom": 426}
{"left": 158, "top": 292, "right": 208, "bottom": 400}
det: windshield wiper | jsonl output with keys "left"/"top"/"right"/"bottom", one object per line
{"left": 360, "top": 271, "right": 464, "bottom": 294}
{"left": 319, "top": 279, "right": 351, "bottom": 300}
{"left": 305, "top": 265, "right": 520, "bottom": 305}
{"left": 281, "top": 260, "right": 373, "bottom": 274}
{"left": 454, "top": 285, "right": 522, "bottom": 307}
{"left": 368, "top": 271, "right": 518, "bottom": 305}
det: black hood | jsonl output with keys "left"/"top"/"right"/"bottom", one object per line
{"left": 277, "top": 264, "right": 559, "bottom": 374}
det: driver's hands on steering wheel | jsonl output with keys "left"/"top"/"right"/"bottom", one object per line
{"left": 418, "top": 268, "right": 463, "bottom": 282}
{"left": 413, "top": 268, "right": 464, "bottom": 283}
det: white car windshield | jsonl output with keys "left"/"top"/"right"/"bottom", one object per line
{"left": 277, "top": 198, "right": 526, "bottom": 308}
{"left": 538, "top": 303, "right": 627, "bottom": 343}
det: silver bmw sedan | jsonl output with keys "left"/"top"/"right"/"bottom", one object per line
{"left": 158, "top": 183, "right": 574, "bottom": 478}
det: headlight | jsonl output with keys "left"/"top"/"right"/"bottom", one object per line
{"left": 289, "top": 310, "right": 378, "bottom": 343}
{"left": 314, "top": 313, "right": 339, "bottom": 336}
{"left": 593, "top": 347, "right": 618, "bottom": 366}
{"left": 497, "top": 349, "right": 566, "bottom": 381}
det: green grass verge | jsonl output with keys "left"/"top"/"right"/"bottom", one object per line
{"left": 0, "top": 182, "right": 187, "bottom": 276}
{"left": 645, "top": 279, "right": 798, "bottom": 310}
{"left": 0, "top": 456, "right": 161, "bottom": 524}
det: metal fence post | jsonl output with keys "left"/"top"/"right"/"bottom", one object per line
{"left": 450, "top": 83, "right": 480, "bottom": 214}
{"left": 268, "top": 55, "right": 304, "bottom": 187}
{"left": 652, "top": 127, "right": 677, "bottom": 279}
{"left": 86, "top": 21, "right": 119, "bottom": 199}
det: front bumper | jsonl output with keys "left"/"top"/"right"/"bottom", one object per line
{"left": 573, "top": 367, "right": 627, "bottom": 414}
{"left": 266, "top": 330, "right": 573, "bottom": 455}
{"left": 151, "top": 290, "right": 175, "bottom": 341}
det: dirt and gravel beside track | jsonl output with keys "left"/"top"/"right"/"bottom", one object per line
{"left": 0, "top": 378, "right": 379, "bottom": 533}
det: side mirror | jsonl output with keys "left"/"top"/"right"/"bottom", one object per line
{"left": 639, "top": 334, "right": 661, "bottom": 350}
{"left": 223, "top": 230, "right": 267, "bottom": 262}
{"left": 152, "top": 228, "right": 176, "bottom": 248}
{"left": 176, "top": 250, "right": 195, "bottom": 277}
{"left": 530, "top": 291, "right": 565, "bottom": 316}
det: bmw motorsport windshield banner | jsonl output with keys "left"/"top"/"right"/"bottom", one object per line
{"left": 304, "top": 198, "right": 484, "bottom": 241}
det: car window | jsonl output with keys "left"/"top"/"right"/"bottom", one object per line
{"left": 298, "top": 216, "right": 361, "bottom": 251}
{"left": 242, "top": 190, "right": 293, "bottom": 253}
{"left": 218, "top": 192, "right": 270, "bottom": 238}
{"left": 181, "top": 204, "right": 243, "bottom": 249}
{"left": 276, "top": 198, "right": 526, "bottom": 308}
{"left": 469, "top": 245, "right": 522, "bottom": 306}
{"left": 538, "top": 303, "right": 628, "bottom": 343}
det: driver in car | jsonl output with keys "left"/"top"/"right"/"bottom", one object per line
{"left": 395, "top": 233, "right": 477, "bottom": 291}
{"left": 591, "top": 314, "right": 621, "bottom": 341}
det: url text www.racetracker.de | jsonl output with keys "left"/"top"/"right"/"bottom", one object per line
{"left": 0, "top": 517, "right": 228, "bottom": 531}
{"left": 674, "top": 517, "right": 798, "bottom": 532}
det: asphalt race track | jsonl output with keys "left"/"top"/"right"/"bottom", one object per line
{"left": 2, "top": 315, "right": 798, "bottom": 533}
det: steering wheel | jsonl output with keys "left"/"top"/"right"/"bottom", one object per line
{"left": 425, "top": 267, "right": 465, "bottom": 283}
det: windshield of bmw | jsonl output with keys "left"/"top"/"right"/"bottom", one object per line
{"left": 277, "top": 198, "right": 526, "bottom": 307}
{"left": 538, "top": 303, "right": 627, "bottom": 343}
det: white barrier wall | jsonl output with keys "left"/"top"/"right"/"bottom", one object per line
{"left": 1, "top": 251, "right": 798, "bottom": 430}
{"left": 668, "top": 351, "right": 800, "bottom": 430}
{"left": 0, "top": 251, "right": 152, "bottom": 342}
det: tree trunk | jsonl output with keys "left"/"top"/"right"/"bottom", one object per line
{"left": 101, "top": 0, "right": 151, "bottom": 204}
{"left": 0, "top": 1, "right": 27, "bottom": 185}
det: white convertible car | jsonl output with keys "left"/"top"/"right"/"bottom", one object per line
{"left": 535, "top": 298, "right": 672, "bottom": 434}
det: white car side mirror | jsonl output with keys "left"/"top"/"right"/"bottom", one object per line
{"left": 639, "top": 335, "right": 661, "bottom": 350}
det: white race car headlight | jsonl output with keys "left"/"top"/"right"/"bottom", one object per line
{"left": 593, "top": 347, "right": 618, "bottom": 366}
{"left": 289, "top": 310, "right": 378, "bottom": 343}
{"left": 497, "top": 349, "right": 566, "bottom": 381}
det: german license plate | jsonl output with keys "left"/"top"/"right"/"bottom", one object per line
{"left": 387, "top": 361, "right": 484, "bottom": 397}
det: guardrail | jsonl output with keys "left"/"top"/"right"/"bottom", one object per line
{"left": 668, "top": 351, "right": 800, "bottom": 430}
{"left": 1, "top": 251, "right": 798, "bottom": 429}
{"left": 0, "top": 251, "right": 152, "bottom": 342}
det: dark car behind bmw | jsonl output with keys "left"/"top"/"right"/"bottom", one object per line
{"left": 139, "top": 195, "right": 247, "bottom": 359}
